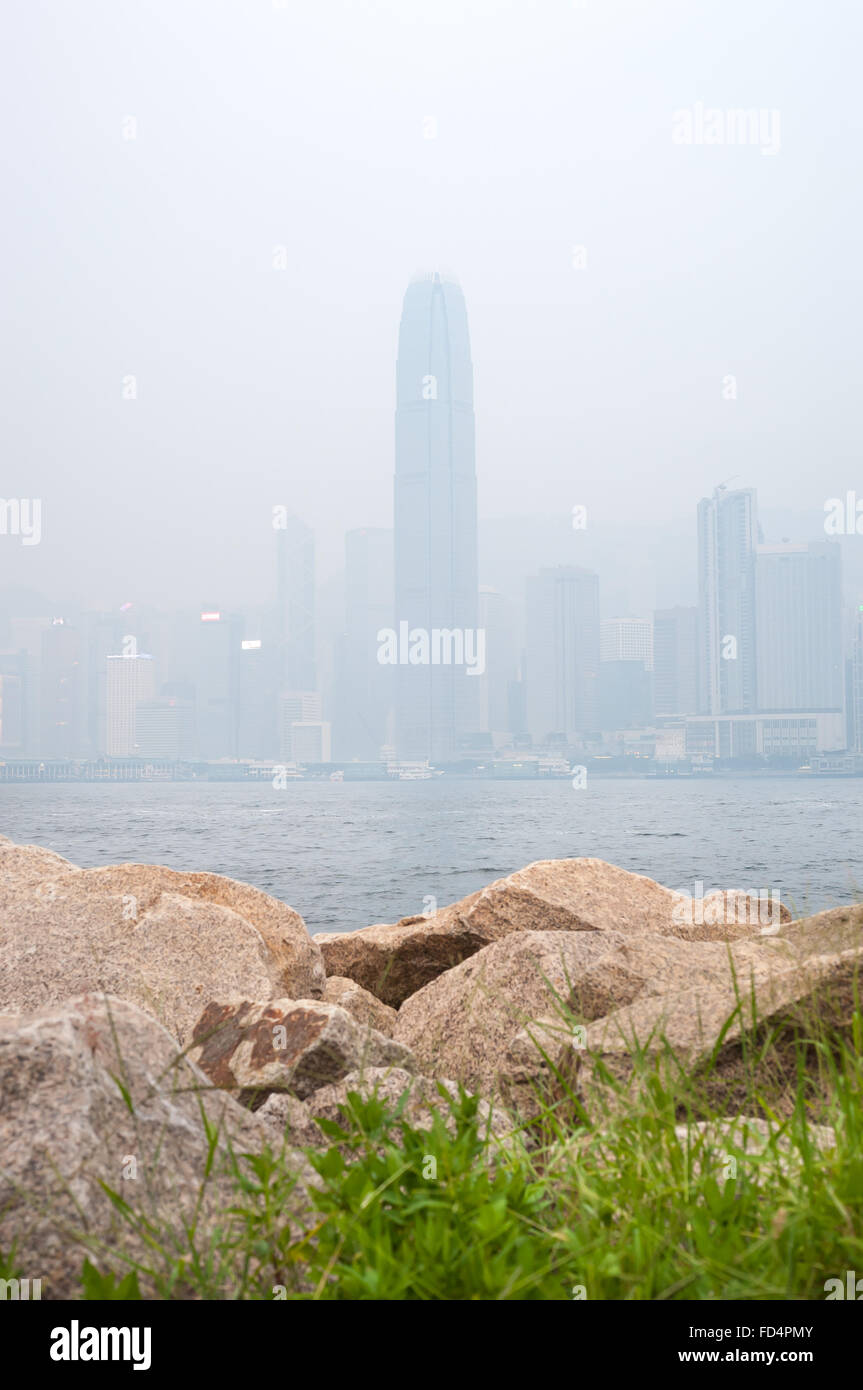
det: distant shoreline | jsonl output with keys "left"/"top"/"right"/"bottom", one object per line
{"left": 1, "top": 764, "right": 859, "bottom": 785}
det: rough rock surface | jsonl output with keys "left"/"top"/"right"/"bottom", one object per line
{"left": 315, "top": 859, "right": 785, "bottom": 1007}
{"left": 256, "top": 1091, "right": 323, "bottom": 1147}
{"left": 455, "top": 860, "right": 789, "bottom": 943}
{"left": 313, "top": 895, "right": 484, "bottom": 1009}
{"left": 393, "top": 928, "right": 762, "bottom": 1092}
{"left": 564, "top": 905, "right": 863, "bottom": 1113}
{"left": 696, "top": 889, "right": 791, "bottom": 932}
{"left": 189, "top": 997, "right": 415, "bottom": 1103}
{"left": 0, "top": 994, "right": 310, "bottom": 1300}
{"left": 394, "top": 906, "right": 863, "bottom": 1108}
{"left": 322, "top": 975, "right": 398, "bottom": 1036}
{"left": 0, "top": 836, "right": 324, "bottom": 1043}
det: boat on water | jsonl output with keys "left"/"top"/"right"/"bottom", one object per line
{"left": 389, "top": 760, "right": 443, "bottom": 780}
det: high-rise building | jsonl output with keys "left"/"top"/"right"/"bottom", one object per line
{"left": 597, "top": 617, "right": 652, "bottom": 731}
{"left": 279, "top": 690, "right": 322, "bottom": 760}
{"left": 600, "top": 616, "right": 653, "bottom": 669}
{"left": 193, "top": 611, "right": 243, "bottom": 759}
{"left": 697, "top": 485, "right": 758, "bottom": 714}
{"left": 238, "top": 638, "right": 280, "bottom": 760}
{"left": 280, "top": 690, "right": 321, "bottom": 722}
{"left": 290, "top": 721, "right": 332, "bottom": 764}
{"left": 394, "top": 271, "right": 479, "bottom": 763}
{"left": 275, "top": 515, "right": 316, "bottom": 694}
{"left": 598, "top": 661, "right": 653, "bottom": 730}
{"left": 525, "top": 566, "right": 600, "bottom": 744}
{"left": 106, "top": 653, "right": 156, "bottom": 757}
{"left": 135, "top": 697, "right": 195, "bottom": 760}
{"left": 83, "top": 611, "right": 127, "bottom": 756}
{"left": 755, "top": 542, "right": 843, "bottom": 711}
{"left": 654, "top": 606, "right": 698, "bottom": 715}
{"left": 84, "top": 609, "right": 164, "bottom": 757}
{"left": 335, "top": 527, "right": 394, "bottom": 760}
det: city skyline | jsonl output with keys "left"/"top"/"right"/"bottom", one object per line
{"left": 1, "top": 227, "right": 861, "bottom": 768}
{"left": 1, "top": 265, "right": 860, "bottom": 769}
{"left": 1, "top": 465, "right": 858, "bottom": 767}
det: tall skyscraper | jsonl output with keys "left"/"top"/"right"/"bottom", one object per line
{"left": 238, "top": 637, "right": 280, "bottom": 759}
{"left": 106, "top": 653, "right": 156, "bottom": 757}
{"left": 654, "top": 606, "right": 698, "bottom": 715}
{"left": 525, "top": 566, "right": 600, "bottom": 744}
{"left": 394, "top": 271, "right": 479, "bottom": 763}
{"left": 755, "top": 542, "right": 843, "bottom": 711}
{"left": 697, "top": 485, "right": 758, "bottom": 714}
{"left": 193, "top": 611, "right": 242, "bottom": 759}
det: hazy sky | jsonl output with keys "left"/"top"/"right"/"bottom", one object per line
{"left": 2, "top": 0, "right": 861, "bottom": 609}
